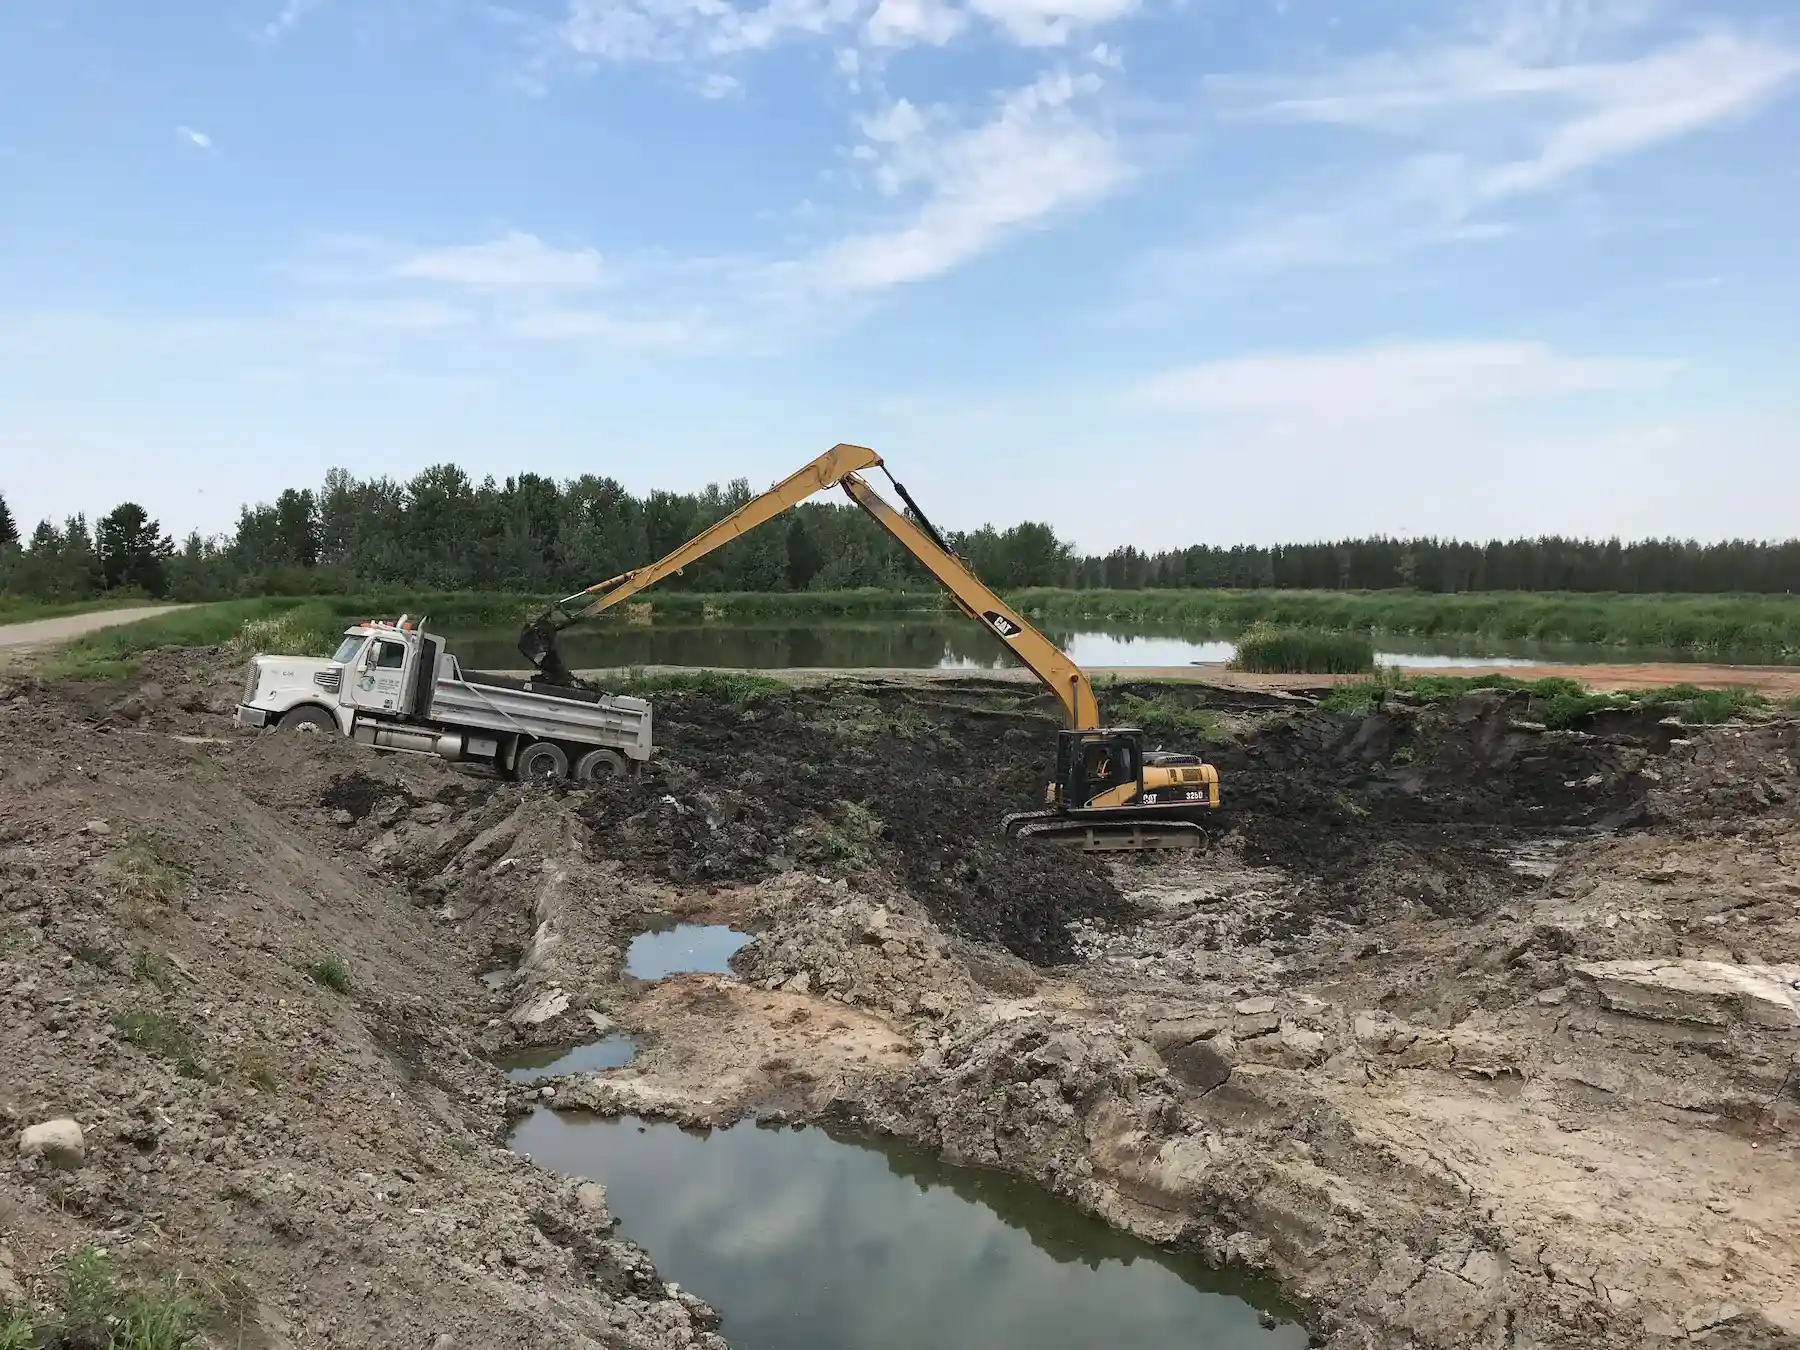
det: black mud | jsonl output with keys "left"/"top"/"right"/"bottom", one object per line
{"left": 574, "top": 682, "right": 1134, "bottom": 966}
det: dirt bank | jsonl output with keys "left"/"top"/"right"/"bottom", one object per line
{"left": 4, "top": 649, "right": 1798, "bottom": 1347}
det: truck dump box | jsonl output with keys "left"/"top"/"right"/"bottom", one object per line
{"left": 429, "top": 657, "right": 652, "bottom": 762}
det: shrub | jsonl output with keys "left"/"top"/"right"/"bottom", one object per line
{"left": 309, "top": 953, "right": 352, "bottom": 993}
{"left": 113, "top": 1008, "right": 210, "bottom": 1080}
{"left": 133, "top": 948, "right": 177, "bottom": 993}
{"left": 1111, "top": 692, "right": 1224, "bottom": 742}
{"left": 1228, "top": 624, "right": 1374, "bottom": 675}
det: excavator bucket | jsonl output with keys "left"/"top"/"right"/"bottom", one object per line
{"left": 518, "top": 615, "right": 576, "bottom": 686}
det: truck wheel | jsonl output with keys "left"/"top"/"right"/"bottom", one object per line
{"left": 516, "top": 740, "right": 570, "bottom": 783}
{"left": 574, "top": 748, "right": 627, "bottom": 781}
{"left": 279, "top": 706, "right": 336, "bottom": 735}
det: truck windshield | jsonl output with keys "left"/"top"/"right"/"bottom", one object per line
{"left": 332, "top": 636, "right": 365, "bottom": 663}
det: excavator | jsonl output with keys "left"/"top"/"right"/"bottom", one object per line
{"left": 517, "top": 444, "right": 1220, "bottom": 851}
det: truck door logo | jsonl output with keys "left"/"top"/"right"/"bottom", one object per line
{"left": 359, "top": 674, "right": 376, "bottom": 692}
{"left": 985, "top": 612, "right": 1021, "bottom": 638}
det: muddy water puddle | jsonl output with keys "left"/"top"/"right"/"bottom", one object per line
{"left": 501, "top": 1034, "right": 640, "bottom": 1083}
{"left": 512, "top": 1111, "right": 1307, "bottom": 1349}
{"left": 626, "top": 923, "right": 752, "bottom": 979}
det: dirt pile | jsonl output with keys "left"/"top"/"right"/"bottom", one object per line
{"left": 0, "top": 662, "right": 725, "bottom": 1348}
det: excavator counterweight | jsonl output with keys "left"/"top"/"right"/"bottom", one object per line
{"left": 519, "top": 444, "right": 1219, "bottom": 851}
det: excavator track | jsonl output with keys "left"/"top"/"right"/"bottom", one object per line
{"left": 1000, "top": 811, "right": 1208, "bottom": 853}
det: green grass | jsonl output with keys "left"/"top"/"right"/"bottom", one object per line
{"left": 1110, "top": 691, "right": 1225, "bottom": 742}
{"left": 132, "top": 948, "right": 176, "bottom": 993}
{"left": 43, "top": 599, "right": 310, "bottom": 678}
{"left": 308, "top": 953, "right": 353, "bottom": 993}
{"left": 238, "top": 1047, "right": 281, "bottom": 1095}
{"left": 0, "top": 1313, "right": 30, "bottom": 1350}
{"left": 816, "top": 800, "right": 886, "bottom": 866}
{"left": 70, "top": 940, "right": 116, "bottom": 971}
{"left": 33, "top": 1246, "right": 204, "bottom": 1350}
{"left": 1319, "top": 671, "right": 1770, "bottom": 729}
{"left": 39, "top": 591, "right": 511, "bottom": 679}
{"left": 1011, "top": 587, "right": 1800, "bottom": 662}
{"left": 112, "top": 1008, "right": 210, "bottom": 1080}
{"left": 1227, "top": 623, "right": 1374, "bottom": 674}
{"left": 1638, "top": 684, "right": 1767, "bottom": 725}
{"left": 608, "top": 667, "right": 788, "bottom": 706}
{"left": 110, "top": 831, "right": 191, "bottom": 904}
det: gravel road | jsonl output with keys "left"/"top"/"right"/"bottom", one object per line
{"left": 0, "top": 604, "right": 191, "bottom": 653}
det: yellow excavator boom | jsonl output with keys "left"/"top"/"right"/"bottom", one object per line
{"left": 520, "top": 443, "right": 1100, "bottom": 730}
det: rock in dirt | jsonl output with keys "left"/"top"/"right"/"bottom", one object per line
{"left": 511, "top": 987, "right": 572, "bottom": 1026}
{"left": 1576, "top": 959, "right": 1800, "bottom": 1030}
{"left": 1162, "top": 1037, "right": 1232, "bottom": 1092}
{"left": 575, "top": 1181, "right": 607, "bottom": 1215}
{"left": 18, "top": 1117, "right": 85, "bottom": 1170}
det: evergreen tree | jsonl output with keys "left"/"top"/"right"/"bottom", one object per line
{"left": 0, "top": 492, "right": 16, "bottom": 551}
{"left": 95, "top": 503, "right": 173, "bottom": 596}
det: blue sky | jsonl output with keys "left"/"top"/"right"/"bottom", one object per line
{"left": 2, "top": 0, "right": 1796, "bottom": 552}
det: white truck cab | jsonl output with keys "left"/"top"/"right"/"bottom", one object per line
{"left": 236, "top": 615, "right": 652, "bottom": 781}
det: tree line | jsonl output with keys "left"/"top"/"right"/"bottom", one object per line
{"left": 2, "top": 466, "right": 1798, "bottom": 603}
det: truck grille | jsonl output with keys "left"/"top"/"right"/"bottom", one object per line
{"left": 313, "top": 669, "right": 341, "bottom": 694}
{"left": 245, "top": 665, "right": 259, "bottom": 703}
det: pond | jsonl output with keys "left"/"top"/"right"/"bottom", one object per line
{"left": 511, "top": 1111, "right": 1309, "bottom": 1350}
{"left": 500, "top": 1034, "right": 640, "bottom": 1083}
{"left": 625, "top": 923, "right": 753, "bottom": 980}
{"left": 440, "top": 618, "right": 1677, "bottom": 673}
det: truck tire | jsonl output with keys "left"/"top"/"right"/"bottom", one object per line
{"left": 574, "top": 747, "right": 627, "bottom": 781}
{"left": 279, "top": 706, "right": 336, "bottom": 735}
{"left": 516, "top": 740, "right": 570, "bottom": 783}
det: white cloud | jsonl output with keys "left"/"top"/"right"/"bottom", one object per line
{"left": 176, "top": 126, "right": 214, "bottom": 151}
{"left": 865, "top": 0, "right": 965, "bottom": 48}
{"left": 1192, "top": 6, "right": 1800, "bottom": 272}
{"left": 257, "top": 0, "right": 322, "bottom": 44}
{"left": 695, "top": 71, "right": 744, "bottom": 98}
{"left": 561, "top": 0, "right": 861, "bottom": 64}
{"left": 547, "top": 0, "right": 1138, "bottom": 77}
{"left": 1131, "top": 340, "right": 1678, "bottom": 416}
{"left": 786, "top": 70, "right": 1127, "bottom": 295}
{"left": 392, "top": 231, "right": 607, "bottom": 290}
{"left": 966, "top": 0, "right": 1136, "bottom": 48}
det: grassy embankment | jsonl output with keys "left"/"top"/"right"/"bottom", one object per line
{"left": 615, "top": 589, "right": 1800, "bottom": 662}
{"left": 1319, "top": 671, "right": 1787, "bottom": 727}
{"left": 40, "top": 592, "right": 549, "bottom": 679}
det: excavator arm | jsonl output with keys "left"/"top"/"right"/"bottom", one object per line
{"left": 518, "top": 443, "right": 881, "bottom": 684}
{"left": 520, "top": 443, "right": 1100, "bottom": 730}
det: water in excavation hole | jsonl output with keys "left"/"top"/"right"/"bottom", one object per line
{"left": 511, "top": 1110, "right": 1308, "bottom": 1350}
{"left": 500, "top": 1035, "right": 640, "bottom": 1084}
{"left": 625, "top": 923, "right": 752, "bottom": 979}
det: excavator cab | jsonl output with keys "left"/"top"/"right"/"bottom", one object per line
{"left": 1058, "top": 730, "right": 1144, "bottom": 810}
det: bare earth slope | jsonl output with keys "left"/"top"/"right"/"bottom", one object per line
{"left": 3, "top": 649, "right": 1798, "bottom": 1348}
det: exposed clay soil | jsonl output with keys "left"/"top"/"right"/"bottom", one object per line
{"left": 4, "top": 647, "right": 1800, "bottom": 1349}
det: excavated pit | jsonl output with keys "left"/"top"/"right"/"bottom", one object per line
{"left": 4, "top": 645, "right": 1799, "bottom": 1349}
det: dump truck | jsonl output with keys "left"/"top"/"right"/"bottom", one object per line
{"left": 234, "top": 615, "right": 651, "bottom": 780}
